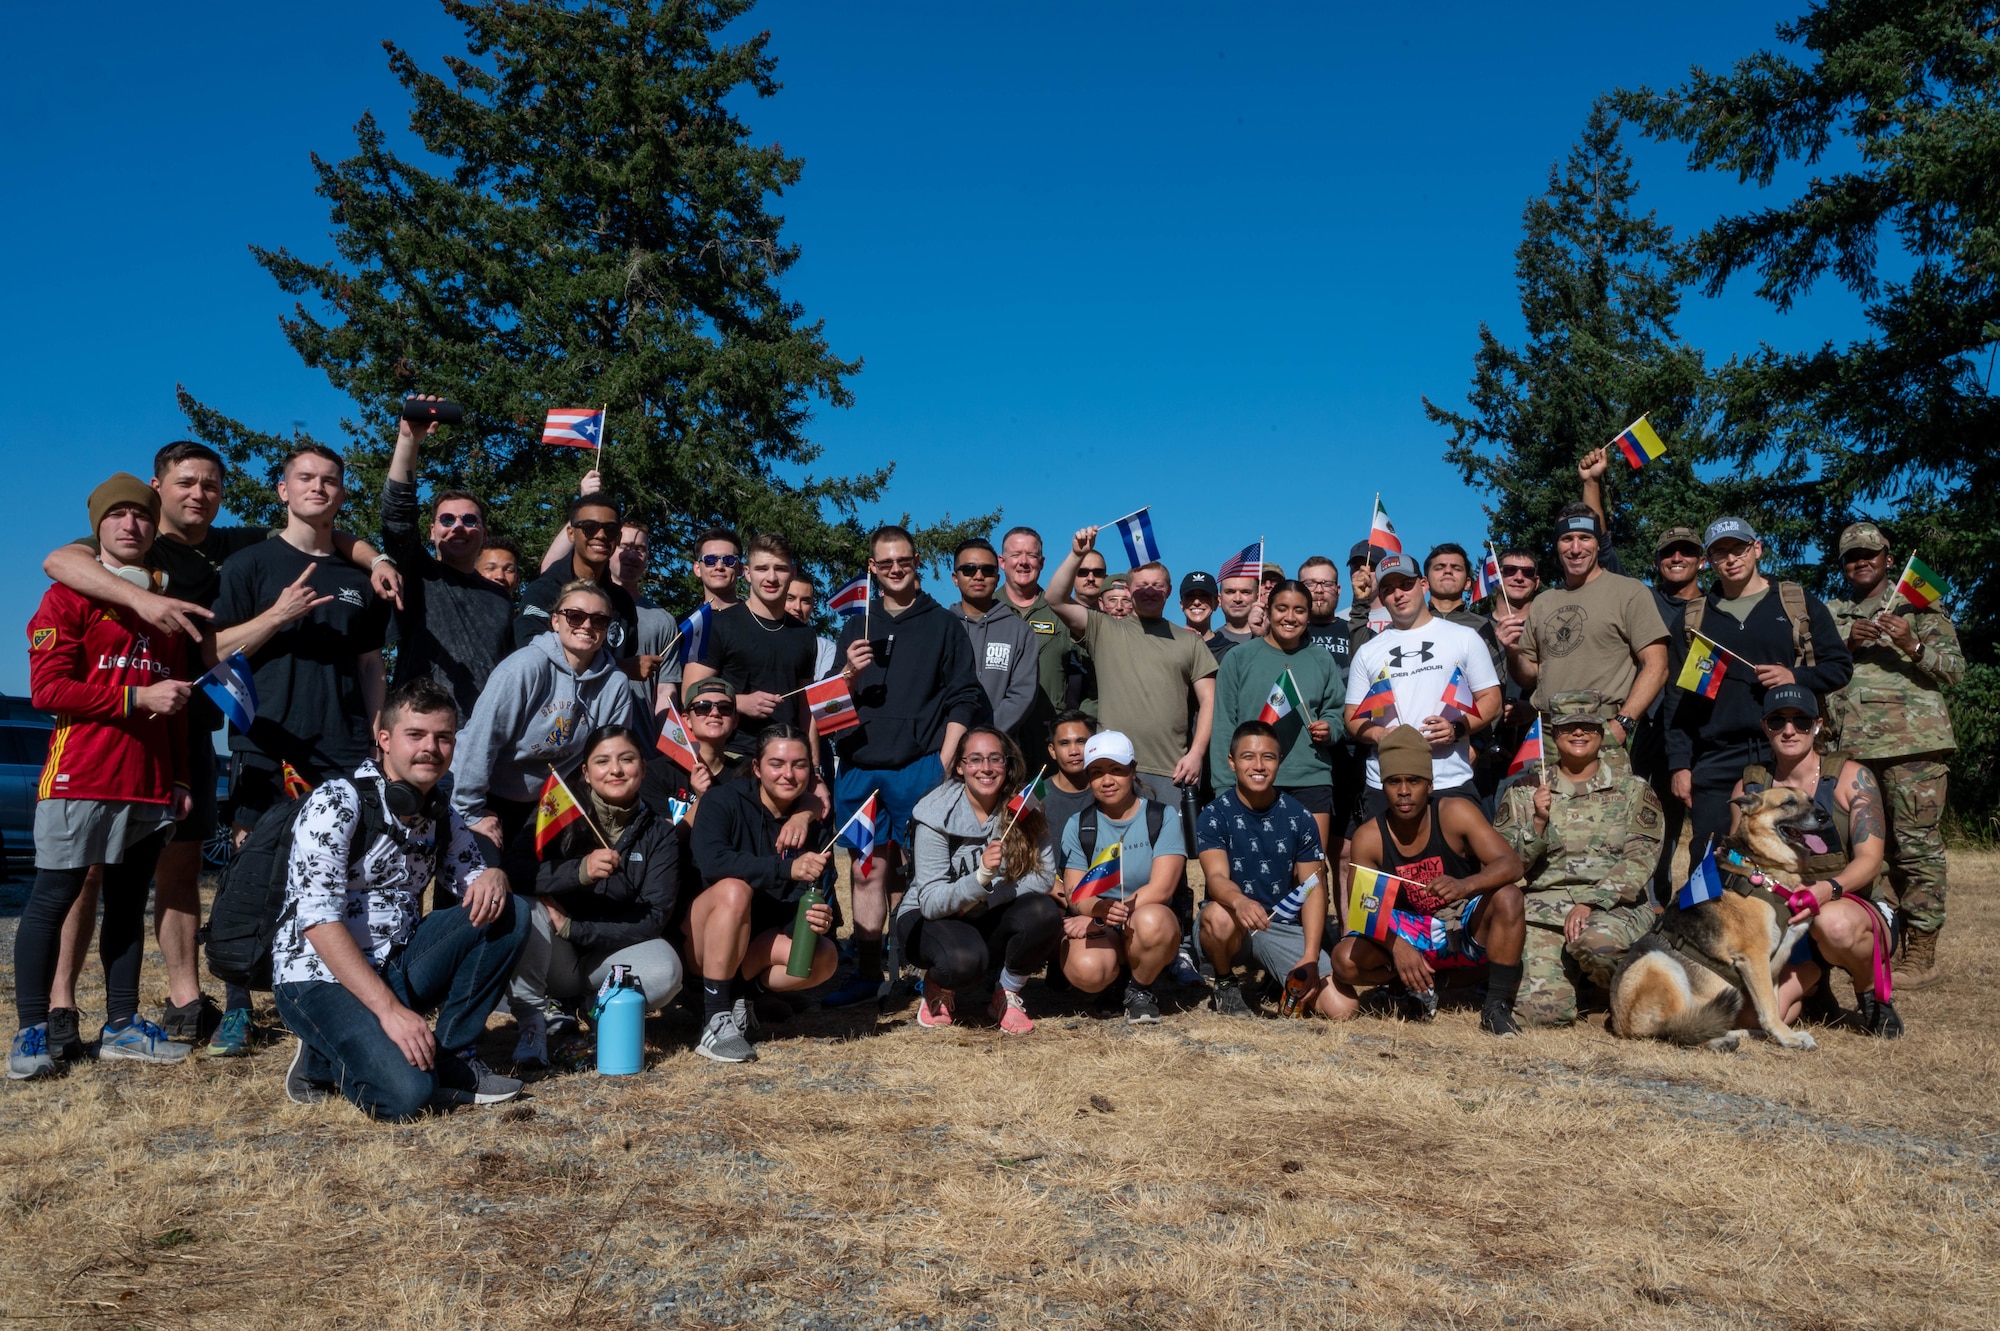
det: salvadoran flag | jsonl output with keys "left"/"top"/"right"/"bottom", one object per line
{"left": 199, "top": 652, "right": 257, "bottom": 732}
{"left": 1268, "top": 873, "right": 1321, "bottom": 926}
{"left": 542, "top": 408, "right": 604, "bottom": 449}
{"left": 1111, "top": 509, "right": 1161, "bottom": 571}
{"left": 1677, "top": 844, "right": 1725, "bottom": 910}
{"left": 827, "top": 573, "right": 870, "bottom": 618}
{"left": 673, "top": 602, "right": 715, "bottom": 668}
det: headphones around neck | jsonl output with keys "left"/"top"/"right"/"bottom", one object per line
{"left": 381, "top": 775, "right": 449, "bottom": 823}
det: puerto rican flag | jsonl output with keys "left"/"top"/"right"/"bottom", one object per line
{"left": 542, "top": 408, "right": 604, "bottom": 449}
{"left": 1217, "top": 539, "right": 1263, "bottom": 583}
{"left": 827, "top": 573, "right": 870, "bottom": 618}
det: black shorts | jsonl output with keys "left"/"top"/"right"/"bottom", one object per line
{"left": 1358, "top": 781, "right": 1481, "bottom": 823}
{"left": 171, "top": 740, "right": 218, "bottom": 845}
{"left": 1277, "top": 783, "right": 1334, "bottom": 816}
{"left": 750, "top": 890, "right": 799, "bottom": 939}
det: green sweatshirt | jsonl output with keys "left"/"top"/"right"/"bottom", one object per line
{"left": 1207, "top": 637, "right": 1344, "bottom": 791}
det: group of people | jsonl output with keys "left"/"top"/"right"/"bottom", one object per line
{"left": 8, "top": 415, "right": 1965, "bottom": 1115}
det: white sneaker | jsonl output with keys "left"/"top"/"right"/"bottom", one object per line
{"left": 512, "top": 1010, "right": 548, "bottom": 1068}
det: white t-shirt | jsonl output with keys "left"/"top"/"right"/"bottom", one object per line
{"left": 1345, "top": 616, "right": 1500, "bottom": 790}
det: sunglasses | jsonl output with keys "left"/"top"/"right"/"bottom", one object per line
{"left": 1764, "top": 714, "right": 1814, "bottom": 734}
{"left": 572, "top": 519, "right": 619, "bottom": 539}
{"left": 556, "top": 608, "right": 612, "bottom": 631}
{"left": 687, "top": 700, "right": 736, "bottom": 717}
{"left": 956, "top": 563, "right": 1000, "bottom": 578}
{"left": 1500, "top": 566, "right": 1537, "bottom": 579}
{"left": 874, "top": 557, "right": 916, "bottom": 571}
{"left": 435, "top": 512, "right": 481, "bottom": 528}
{"left": 1077, "top": 567, "right": 1107, "bottom": 579}
{"left": 698, "top": 553, "right": 741, "bottom": 568}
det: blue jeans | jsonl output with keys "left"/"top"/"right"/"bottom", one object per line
{"left": 274, "top": 899, "right": 528, "bottom": 1121}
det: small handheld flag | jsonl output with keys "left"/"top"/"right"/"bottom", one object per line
{"left": 1438, "top": 665, "right": 1478, "bottom": 719}
{"left": 844, "top": 791, "right": 880, "bottom": 877}
{"left": 542, "top": 408, "right": 605, "bottom": 450}
{"left": 1268, "top": 873, "right": 1321, "bottom": 926}
{"left": 1676, "top": 634, "right": 1728, "bottom": 699}
{"left": 1007, "top": 771, "right": 1049, "bottom": 819}
{"left": 1344, "top": 865, "right": 1402, "bottom": 940}
{"left": 672, "top": 602, "right": 715, "bottom": 668}
{"left": 666, "top": 797, "right": 693, "bottom": 824}
{"left": 1506, "top": 718, "right": 1543, "bottom": 777}
{"left": 1894, "top": 554, "right": 1948, "bottom": 610}
{"left": 805, "top": 675, "right": 861, "bottom": 735}
{"left": 1676, "top": 843, "right": 1725, "bottom": 910}
{"left": 1611, "top": 415, "right": 1668, "bottom": 470}
{"left": 656, "top": 698, "right": 700, "bottom": 770}
{"left": 1369, "top": 494, "right": 1402, "bottom": 555}
{"left": 1472, "top": 548, "right": 1502, "bottom": 604}
{"left": 1073, "top": 842, "right": 1124, "bottom": 903}
{"left": 826, "top": 573, "right": 870, "bottom": 618}
{"left": 1110, "top": 508, "right": 1162, "bottom": 571}
{"left": 1258, "top": 669, "right": 1307, "bottom": 725}
{"left": 281, "top": 761, "right": 312, "bottom": 800}
{"left": 1353, "top": 666, "right": 1398, "bottom": 724}
{"left": 1218, "top": 540, "right": 1263, "bottom": 583}
{"left": 534, "top": 769, "right": 584, "bottom": 859}
{"left": 199, "top": 652, "right": 258, "bottom": 732}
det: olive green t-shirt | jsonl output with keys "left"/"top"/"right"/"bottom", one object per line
{"left": 1520, "top": 570, "right": 1669, "bottom": 712}
{"left": 1081, "top": 609, "right": 1218, "bottom": 777}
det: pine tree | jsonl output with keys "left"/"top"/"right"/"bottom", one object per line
{"left": 1615, "top": 0, "right": 2000, "bottom": 648}
{"left": 179, "top": 0, "right": 991, "bottom": 591}
{"left": 1424, "top": 100, "right": 1813, "bottom": 579}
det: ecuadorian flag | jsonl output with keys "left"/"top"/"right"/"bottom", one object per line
{"left": 1074, "top": 842, "right": 1123, "bottom": 903}
{"left": 1344, "top": 866, "right": 1402, "bottom": 940}
{"left": 1676, "top": 634, "right": 1728, "bottom": 699}
{"left": 1612, "top": 415, "right": 1667, "bottom": 469}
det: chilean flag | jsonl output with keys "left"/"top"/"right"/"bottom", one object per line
{"left": 1438, "top": 666, "right": 1479, "bottom": 720}
{"left": 1507, "top": 718, "right": 1544, "bottom": 777}
{"left": 827, "top": 573, "right": 870, "bottom": 618}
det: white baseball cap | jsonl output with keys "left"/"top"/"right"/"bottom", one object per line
{"left": 1082, "top": 731, "right": 1136, "bottom": 770}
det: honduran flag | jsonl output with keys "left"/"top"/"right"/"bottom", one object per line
{"left": 541, "top": 408, "right": 605, "bottom": 449}
{"left": 1344, "top": 866, "right": 1403, "bottom": 941}
{"left": 1676, "top": 634, "right": 1728, "bottom": 699}
{"left": 672, "top": 602, "right": 715, "bottom": 668}
{"left": 1437, "top": 666, "right": 1479, "bottom": 719}
{"left": 534, "top": 769, "right": 584, "bottom": 859}
{"left": 1369, "top": 494, "right": 1403, "bottom": 555}
{"left": 827, "top": 573, "right": 870, "bottom": 618}
{"left": 1073, "top": 841, "right": 1123, "bottom": 903}
{"left": 1268, "top": 872, "right": 1321, "bottom": 926}
{"left": 1353, "top": 667, "right": 1397, "bottom": 724}
{"left": 1007, "top": 771, "right": 1049, "bottom": 819}
{"left": 805, "top": 674, "right": 861, "bottom": 735}
{"left": 1612, "top": 415, "right": 1667, "bottom": 470}
{"left": 1677, "top": 843, "right": 1725, "bottom": 910}
{"left": 1506, "top": 717, "right": 1544, "bottom": 777}
{"left": 1473, "top": 548, "right": 1503, "bottom": 604}
{"left": 1111, "top": 508, "right": 1161, "bottom": 571}
{"left": 199, "top": 652, "right": 258, "bottom": 732}
{"left": 843, "top": 791, "right": 880, "bottom": 876}
{"left": 1218, "top": 540, "right": 1263, "bottom": 583}
{"left": 1258, "top": 669, "right": 1307, "bottom": 725}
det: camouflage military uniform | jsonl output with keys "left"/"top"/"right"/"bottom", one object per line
{"left": 1826, "top": 570, "right": 1963, "bottom": 936}
{"left": 1495, "top": 703, "right": 1664, "bottom": 1026}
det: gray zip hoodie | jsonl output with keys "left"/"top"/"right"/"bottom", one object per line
{"left": 949, "top": 601, "right": 1040, "bottom": 734}
{"left": 899, "top": 781, "right": 1057, "bottom": 922}
{"left": 451, "top": 632, "right": 641, "bottom": 821}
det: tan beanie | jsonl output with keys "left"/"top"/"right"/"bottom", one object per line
{"left": 89, "top": 473, "right": 161, "bottom": 532}
{"left": 1376, "top": 724, "right": 1433, "bottom": 782}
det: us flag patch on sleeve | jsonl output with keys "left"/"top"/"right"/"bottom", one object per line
{"left": 29, "top": 627, "right": 55, "bottom": 651}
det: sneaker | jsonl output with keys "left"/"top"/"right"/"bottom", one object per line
{"left": 819, "top": 973, "right": 882, "bottom": 1009}
{"left": 917, "top": 987, "right": 956, "bottom": 1028}
{"left": 207, "top": 1007, "right": 256, "bottom": 1058}
{"left": 512, "top": 1009, "right": 549, "bottom": 1068}
{"left": 45, "top": 1008, "right": 86, "bottom": 1063}
{"left": 1798, "top": 982, "right": 1846, "bottom": 1027}
{"left": 1169, "top": 948, "right": 1205, "bottom": 989}
{"left": 731, "top": 995, "right": 762, "bottom": 1042}
{"left": 989, "top": 986, "right": 1033, "bottom": 1035}
{"left": 1123, "top": 985, "right": 1161, "bottom": 1025}
{"left": 1857, "top": 993, "right": 1905, "bottom": 1040}
{"left": 1213, "top": 979, "right": 1254, "bottom": 1018}
{"left": 97, "top": 1017, "right": 192, "bottom": 1065}
{"left": 1479, "top": 1000, "right": 1521, "bottom": 1038}
{"left": 541, "top": 997, "right": 579, "bottom": 1041}
{"left": 8, "top": 1024, "right": 56, "bottom": 1081}
{"left": 284, "top": 1040, "right": 332, "bottom": 1105}
{"left": 1372, "top": 982, "right": 1437, "bottom": 1023}
{"left": 434, "top": 1052, "right": 522, "bottom": 1106}
{"left": 696, "top": 1011, "right": 756, "bottom": 1063}
{"left": 162, "top": 994, "right": 222, "bottom": 1045}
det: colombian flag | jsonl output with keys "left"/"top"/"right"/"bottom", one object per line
{"left": 1344, "top": 866, "right": 1402, "bottom": 941}
{"left": 1894, "top": 554, "right": 1948, "bottom": 610}
{"left": 1506, "top": 718, "right": 1543, "bottom": 777}
{"left": 1073, "top": 842, "right": 1123, "bottom": 903}
{"left": 1676, "top": 634, "right": 1728, "bottom": 699}
{"left": 1353, "top": 667, "right": 1397, "bottom": 724}
{"left": 1612, "top": 415, "right": 1667, "bottom": 470}
{"left": 534, "top": 769, "right": 584, "bottom": 859}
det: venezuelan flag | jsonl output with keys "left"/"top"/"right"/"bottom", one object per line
{"left": 1353, "top": 667, "right": 1397, "bottom": 723}
{"left": 1675, "top": 634, "right": 1728, "bottom": 699}
{"left": 1612, "top": 415, "right": 1667, "bottom": 469}
{"left": 1073, "top": 841, "right": 1123, "bottom": 903}
{"left": 1894, "top": 554, "right": 1948, "bottom": 610}
{"left": 1344, "top": 866, "right": 1401, "bottom": 941}
{"left": 534, "top": 769, "right": 584, "bottom": 859}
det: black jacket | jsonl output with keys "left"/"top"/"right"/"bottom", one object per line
{"left": 501, "top": 800, "right": 678, "bottom": 952}
{"left": 380, "top": 477, "right": 515, "bottom": 712}
{"left": 832, "top": 591, "right": 984, "bottom": 769}
{"left": 1666, "top": 583, "right": 1852, "bottom": 770}
{"left": 689, "top": 776, "right": 824, "bottom": 904}
{"left": 514, "top": 566, "right": 641, "bottom": 660}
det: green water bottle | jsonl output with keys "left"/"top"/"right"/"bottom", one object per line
{"left": 786, "top": 883, "right": 825, "bottom": 979}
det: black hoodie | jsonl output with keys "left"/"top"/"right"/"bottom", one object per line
{"left": 689, "top": 776, "right": 825, "bottom": 904}
{"left": 1665, "top": 582, "right": 1852, "bottom": 770}
{"left": 833, "top": 591, "right": 984, "bottom": 769}
{"left": 501, "top": 799, "right": 679, "bottom": 952}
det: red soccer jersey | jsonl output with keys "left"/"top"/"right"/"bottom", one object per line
{"left": 26, "top": 583, "right": 190, "bottom": 804}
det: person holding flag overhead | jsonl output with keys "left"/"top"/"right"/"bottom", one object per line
{"left": 900, "top": 727, "right": 1063, "bottom": 1033}
{"left": 1666, "top": 517, "right": 1851, "bottom": 859}
{"left": 1825, "top": 522, "right": 1964, "bottom": 988}
{"left": 1491, "top": 693, "right": 1665, "bottom": 1028}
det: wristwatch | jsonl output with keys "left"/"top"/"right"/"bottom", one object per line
{"left": 1613, "top": 714, "right": 1637, "bottom": 742}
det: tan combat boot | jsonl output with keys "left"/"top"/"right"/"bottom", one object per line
{"left": 1895, "top": 927, "right": 1942, "bottom": 991}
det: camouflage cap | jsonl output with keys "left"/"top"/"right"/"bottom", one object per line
{"left": 1546, "top": 691, "right": 1610, "bottom": 727}
{"left": 1837, "top": 521, "right": 1888, "bottom": 555}
{"left": 1653, "top": 526, "right": 1702, "bottom": 556}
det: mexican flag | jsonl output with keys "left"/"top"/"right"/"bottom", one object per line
{"left": 1258, "top": 669, "right": 1306, "bottom": 725}
{"left": 1895, "top": 554, "right": 1948, "bottom": 610}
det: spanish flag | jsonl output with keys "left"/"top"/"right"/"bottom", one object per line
{"left": 1894, "top": 554, "right": 1948, "bottom": 610}
{"left": 1676, "top": 634, "right": 1728, "bottom": 699}
{"left": 1344, "top": 866, "right": 1402, "bottom": 941}
{"left": 534, "top": 769, "right": 584, "bottom": 859}
{"left": 1612, "top": 415, "right": 1667, "bottom": 469}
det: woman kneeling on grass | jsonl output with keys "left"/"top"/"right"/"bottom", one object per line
{"left": 900, "top": 726, "right": 1062, "bottom": 1033}
{"left": 686, "top": 726, "right": 837, "bottom": 1064}
{"left": 502, "top": 725, "right": 682, "bottom": 1068}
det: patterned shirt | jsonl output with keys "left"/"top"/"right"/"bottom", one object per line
{"left": 1195, "top": 789, "right": 1324, "bottom": 909}
{"left": 272, "top": 761, "right": 490, "bottom": 986}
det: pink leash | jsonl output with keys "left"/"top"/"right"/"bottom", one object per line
{"left": 1740, "top": 862, "right": 1893, "bottom": 1002}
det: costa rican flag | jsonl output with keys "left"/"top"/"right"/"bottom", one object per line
{"left": 1473, "top": 548, "right": 1502, "bottom": 603}
{"left": 542, "top": 408, "right": 604, "bottom": 449}
{"left": 827, "top": 573, "right": 870, "bottom": 618}
{"left": 1217, "top": 539, "right": 1263, "bottom": 583}
{"left": 199, "top": 652, "right": 258, "bottom": 732}
{"left": 1110, "top": 508, "right": 1161, "bottom": 571}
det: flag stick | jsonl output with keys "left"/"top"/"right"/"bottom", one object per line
{"left": 863, "top": 569, "right": 871, "bottom": 644}
{"left": 1692, "top": 629, "right": 1756, "bottom": 668}
{"left": 775, "top": 677, "right": 829, "bottom": 702}
{"left": 1098, "top": 505, "right": 1148, "bottom": 530}
{"left": 546, "top": 764, "right": 612, "bottom": 850}
{"left": 995, "top": 764, "right": 1049, "bottom": 844}
{"left": 1488, "top": 541, "right": 1513, "bottom": 619}
{"left": 596, "top": 405, "right": 609, "bottom": 471}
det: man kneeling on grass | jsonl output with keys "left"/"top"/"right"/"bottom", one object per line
{"left": 1329, "top": 725, "right": 1527, "bottom": 1036}
{"left": 274, "top": 679, "right": 529, "bottom": 1117}
{"left": 1197, "top": 721, "right": 1355, "bottom": 1019}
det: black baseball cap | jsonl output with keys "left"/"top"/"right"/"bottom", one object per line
{"left": 1180, "top": 571, "right": 1218, "bottom": 600}
{"left": 1347, "top": 540, "right": 1390, "bottom": 569}
{"left": 1761, "top": 683, "right": 1819, "bottom": 721}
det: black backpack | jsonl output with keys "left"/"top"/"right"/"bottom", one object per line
{"left": 1076, "top": 799, "right": 1167, "bottom": 864}
{"left": 205, "top": 776, "right": 392, "bottom": 990}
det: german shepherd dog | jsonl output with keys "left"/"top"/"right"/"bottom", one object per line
{"left": 1609, "top": 787, "right": 1833, "bottom": 1052}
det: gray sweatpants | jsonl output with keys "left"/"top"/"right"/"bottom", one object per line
{"left": 508, "top": 898, "right": 684, "bottom": 1014}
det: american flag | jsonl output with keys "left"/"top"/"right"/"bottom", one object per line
{"left": 542, "top": 408, "right": 604, "bottom": 449}
{"left": 1217, "top": 540, "right": 1263, "bottom": 582}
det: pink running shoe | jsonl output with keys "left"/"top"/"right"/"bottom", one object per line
{"left": 916, "top": 987, "right": 956, "bottom": 1028}
{"left": 989, "top": 985, "right": 1034, "bottom": 1035}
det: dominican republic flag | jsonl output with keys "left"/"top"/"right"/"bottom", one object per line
{"left": 843, "top": 792, "right": 880, "bottom": 875}
{"left": 1073, "top": 841, "right": 1123, "bottom": 903}
{"left": 1473, "top": 548, "right": 1502, "bottom": 603}
{"left": 805, "top": 675, "right": 860, "bottom": 735}
{"left": 1218, "top": 540, "right": 1263, "bottom": 583}
{"left": 542, "top": 408, "right": 605, "bottom": 449}
{"left": 1612, "top": 415, "right": 1667, "bottom": 470}
{"left": 1268, "top": 872, "right": 1321, "bottom": 926}
{"left": 1369, "top": 494, "right": 1403, "bottom": 554}
{"left": 1007, "top": 771, "right": 1049, "bottom": 819}
{"left": 199, "top": 652, "right": 257, "bottom": 732}
{"left": 1258, "top": 669, "right": 1306, "bottom": 725}
{"left": 1677, "top": 844, "right": 1725, "bottom": 910}
{"left": 1111, "top": 508, "right": 1161, "bottom": 570}
{"left": 1438, "top": 666, "right": 1479, "bottom": 719}
{"left": 1506, "top": 717, "right": 1544, "bottom": 777}
{"left": 655, "top": 698, "right": 700, "bottom": 770}
{"left": 1353, "top": 667, "right": 1397, "bottom": 724}
{"left": 672, "top": 602, "right": 715, "bottom": 668}
{"left": 827, "top": 573, "right": 870, "bottom": 618}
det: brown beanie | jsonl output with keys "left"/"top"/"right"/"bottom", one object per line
{"left": 88, "top": 473, "right": 161, "bottom": 532}
{"left": 1376, "top": 725, "right": 1433, "bottom": 782}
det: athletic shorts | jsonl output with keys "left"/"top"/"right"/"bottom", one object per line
{"left": 1800, "top": 897, "right": 1898, "bottom": 969}
{"left": 1277, "top": 784, "right": 1334, "bottom": 817}
{"left": 836, "top": 753, "right": 943, "bottom": 850}
{"left": 170, "top": 741, "right": 218, "bottom": 845}
{"left": 34, "top": 798, "right": 174, "bottom": 871}
{"left": 1347, "top": 894, "right": 1488, "bottom": 970}
{"left": 1232, "top": 919, "right": 1332, "bottom": 977}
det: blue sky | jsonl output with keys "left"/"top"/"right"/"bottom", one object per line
{"left": 0, "top": 1, "right": 1874, "bottom": 696}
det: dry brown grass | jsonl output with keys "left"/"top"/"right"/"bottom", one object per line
{"left": 2, "top": 853, "right": 1997, "bottom": 1330}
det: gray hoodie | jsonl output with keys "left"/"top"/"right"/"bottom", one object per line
{"left": 949, "top": 601, "right": 1040, "bottom": 734}
{"left": 451, "top": 632, "right": 641, "bottom": 821}
{"left": 899, "top": 781, "right": 1058, "bottom": 922}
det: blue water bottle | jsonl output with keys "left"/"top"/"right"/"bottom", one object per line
{"left": 593, "top": 964, "right": 645, "bottom": 1076}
